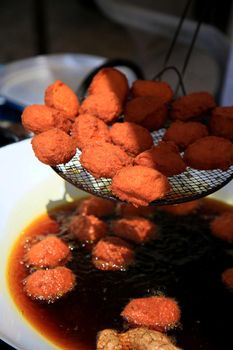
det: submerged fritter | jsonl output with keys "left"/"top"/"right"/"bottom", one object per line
{"left": 121, "top": 296, "right": 181, "bottom": 332}
{"left": 118, "top": 203, "right": 156, "bottom": 217}
{"left": 44, "top": 80, "right": 80, "bottom": 118}
{"left": 131, "top": 79, "right": 173, "bottom": 103}
{"left": 24, "top": 266, "right": 76, "bottom": 302}
{"left": 69, "top": 214, "right": 108, "bottom": 242}
{"left": 111, "top": 165, "right": 171, "bottom": 207}
{"left": 210, "top": 211, "right": 233, "bottom": 242}
{"left": 163, "top": 120, "right": 209, "bottom": 150}
{"left": 92, "top": 236, "right": 135, "bottom": 271}
{"left": 170, "top": 92, "right": 216, "bottom": 121}
{"left": 183, "top": 136, "right": 233, "bottom": 170}
{"left": 88, "top": 67, "right": 129, "bottom": 103}
{"left": 160, "top": 200, "right": 201, "bottom": 215}
{"left": 79, "top": 92, "right": 122, "bottom": 124}
{"left": 134, "top": 141, "right": 186, "bottom": 176}
{"left": 124, "top": 96, "right": 168, "bottom": 131}
{"left": 209, "top": 106, "right": 233, "bottom": 141}
{"left": 97, "top": 328, "right": 181, "bottom": 350}
{"left": 31, "top": 128, "right": 77, "bottom": 166}
{"left": 77, "top": 196, "right": 116, "bottom": 217}
{"left": 24, "top": 236, "right": 71, "bottom": 268}
{"left": 97, "top": 329, "right": 123, "bottom": 350}
{"left": 110, "top": 122, "right": 154, "bottom": 156}
{"left": 222, "top": 267, "right": 233, "bottom": 291}
{"left": 71, "top": 113, "right": 110, "bottom": 150}
{"left": 112, "top": 216, "right": 157, "bottom": 243}
{"left": 21, "top": 104, "right": 72, "bottom": 134}
{"left": 80, "top": 141, "right": 132, "bottom": 178}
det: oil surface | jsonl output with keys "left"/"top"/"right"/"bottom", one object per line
{"left": 7, "top": 198, "right": 233, "bottom": 350}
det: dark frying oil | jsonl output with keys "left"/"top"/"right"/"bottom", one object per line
{"left": 7, "top": 199, "right": 233, "bottom": 350}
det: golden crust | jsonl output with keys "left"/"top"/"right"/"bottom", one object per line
{"left": 111, "top": 165, "right": 171, "bottom": 207}
{"left": 31, "top": 128, "right": 76, "bottom": 166}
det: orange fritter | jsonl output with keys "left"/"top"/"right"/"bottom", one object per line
{"left": 130, "top": 79, "right": 173, "bottom": 104}
{"left": 110, "top": 122, "right": 154, "bottom": 156}
{"left": 71, "top": 113, "right": 110, "bottom": 150}
{"left": 24, "top": 266, "right": 76, "bottom": 302}
{"left": 31, "top": 128, "right": 77, "bottom": 166}
{"left": 183, "top": 136, "right": 233, "bottom": 170}
{"left": 111, "top": 165, "right": 171, "bottom": 207}
{"left": 80, "top": 141, "right": 132, "bottom": 179}
{"left": 44, "top": 80, "right": 80, "bottom": 118}
{"left": 69, "top": 214, "right": 108, "bottom": 242}
{"left": 24, "top": 236, "right": 71, "bottom": 268}
{"left": 134, "top": 141, "right": 186, "bottom": 176}
{"left": 21, "top": 104, "right": 72, "bottom": 134}
{"left": 112, "top": 216, "right": 157, "bottom": 243}
{"left": 163, "top": 120, "right": 209, "bottom": 150}
{"left": 170, "top": 92, "right": 216, "bottom": 121}
{"left": 79, "top": 92, "right": 122, "bottom": 124}
{"left": 124, "top": 96, "right": 168, "bottom": 131}
{"left": 88, "top": 67, "right": 129, "bottom": 103}
{"left": 222, "top": 267, "right": 233, "bottom": 291}
{"left": 92, "top": 236, "right": 134, "bottom": 271}
{"left": 210, "top": 211, "right": 233, "bottom": 242}
{"left": 121, "top": 296, "right": 181, "bottom": 332}
{"left": 160, "top": 200, "right": 201, "bottom": 215}
{"left": 209, "top": 106, "right": 233, "bottom": 141}
{"left": 77, "top": 196, "right": 116, "bottom": 217}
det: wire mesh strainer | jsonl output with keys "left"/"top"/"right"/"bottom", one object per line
{"left": 53, "top": 0, "right": 233, "bottom": 205}
{"left": 53, "top": 126, "right": 233, "bottom": 205}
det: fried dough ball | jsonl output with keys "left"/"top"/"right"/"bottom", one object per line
{"left": 110, "top": 122, "right": 154, "bottom": 156}
{"left": 111, "top": 216, "right": 157, "bottom": 243}
{"left": 170, "top": 92, "right": 216, "bottom": 121}
{"left": 222, "top": 267, "right": 233, "bottom": 291}
{"left": 97, "top": 328, "right": 181, "bottom": 350}
{"left": 88, "top": 67, "right": 129, "bottom": 103}
{"left": 71, "top": 113, "right": 110, "bottom": 150}
{"left": 77, "top": 196, "right": 115, "bottom": 217}
{"left": 24, "top": 236, "right": 71, "bottom": 268}
{"left": 44, "top": 80, "right": 80, "bottom": 118}
{"left": 31, "top": 128, "right": 77, "bottom": 166}
{"left": 121, "top": 296, "right": 181, "bottom": 332}
{"left": 160, "top": 200, "right": 201, "bottom": 215}
{"left": 111, "top": 166, "right": 171, "bottom": 207}
{"left": 97, "top": 329, "right": 123, "bottom": 350}
{"left": 24, "top": 266, "right": 76, "bottom": 302}
{"left": 183, "top": 136, "right": 233, "bottom": 170}
{"left": 134, "top": 141, "right": 186, "bottom": 176}
{"left": 80, "top": 92, "right": 122, "bottom": 124}
{"left": 124, "top": 96, "right": 168, "bottom": 131}
{"left": 80, "top": 141, "right": 132, "bottom": 179}
{"left": 119, "top": 328, "right": 182, "bottom": 350}
{"left": 118, "top": 203, "right": 156, "bottom": 217}
{"left": 69, "top": 214, "right": 108, "bottom": 242}
{"left": 163, "top": 120, "right": 209, "bottom": 150}
{"left": 210, "top": 211, "right": 233, "bottom": 242}
{"left": 209, "top": 106, "right": 233, "bottom": 141}
{"left": 92, "top": 236, "right": 135, "bottom": 271}
{"left": 21, "top": 104, "right": 72, "bottom": 134}
{"left": 131, "top": 79, "right": 173, "bottom": 104}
